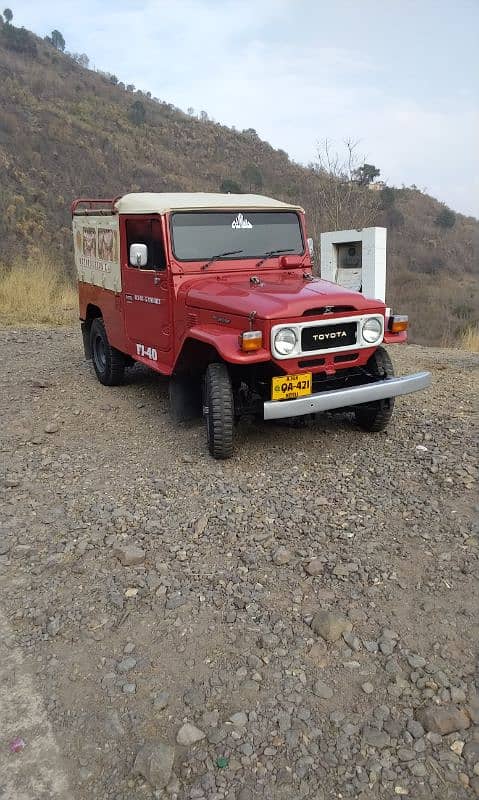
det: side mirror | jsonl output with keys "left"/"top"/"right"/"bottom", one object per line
{"left": 130, "top": 243, "right": 148, "bottom": 267}
{"left": 307, "top": 237, "right": 314, "bottom": 259}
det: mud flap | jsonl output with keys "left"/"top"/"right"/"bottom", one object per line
{"left": 169, "top": 375, "right": 202, "bottom": 423}
{"left": 81, "top": 321, "right": 92, "bottom": 360}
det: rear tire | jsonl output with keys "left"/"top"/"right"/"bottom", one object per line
{"left": 90, "top": 318, "right": 125, "bottom": 386}
{"left": 203, "top": 363, "right": 234, "bottom": 459}
{"left": 354, "top": 346, "right": 395, "bottom": 432}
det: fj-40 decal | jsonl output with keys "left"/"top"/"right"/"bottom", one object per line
{"left": 136, "top": 343, "right": 158, "bottom": 361}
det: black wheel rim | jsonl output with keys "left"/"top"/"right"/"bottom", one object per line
{"left": 93, "top": 334, "right": 106, "bottom": 372}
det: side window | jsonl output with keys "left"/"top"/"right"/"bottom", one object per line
{"left": 126, "top": 218, "right": 166, "bottom": 270}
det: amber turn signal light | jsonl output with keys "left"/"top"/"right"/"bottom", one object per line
{"left": 389, "top": 315, "right": 408, "bottom": 333}
{"left": 240, "top": 330, "right": 263, "bottom": 352}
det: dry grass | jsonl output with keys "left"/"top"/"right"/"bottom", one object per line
{"left": 0, "top": 254, "right": 77, "bottom": 326}
{"left": 460, "top": 326, "right": 479, "bottom": 352}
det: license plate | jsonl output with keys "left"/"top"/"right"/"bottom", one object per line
{"left": 271, "top": 372, "right": 312, "bottom": 401}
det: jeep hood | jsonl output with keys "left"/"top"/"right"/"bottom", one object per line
{"left": 185, "top": 272, "right": 383, "bottom": 319}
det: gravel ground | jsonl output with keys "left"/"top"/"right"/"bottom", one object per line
{"left": 0, "top": 327, "right": 478, "bottom": 800}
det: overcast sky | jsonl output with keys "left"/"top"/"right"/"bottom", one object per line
{"left": 10, "top": 0, "right": 479, "bottom": 217}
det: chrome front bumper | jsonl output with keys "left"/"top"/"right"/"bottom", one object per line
{"left": 263, "top": 371, "right": 432, "bottom": 421}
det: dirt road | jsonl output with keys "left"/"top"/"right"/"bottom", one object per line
{"left": 0, "top": 327, "right": 477, "bottom": 800}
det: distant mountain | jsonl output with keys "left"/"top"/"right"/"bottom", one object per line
{"left": 0, "top": 22, "right": 477, "bottom": 345}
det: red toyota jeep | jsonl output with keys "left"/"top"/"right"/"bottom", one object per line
{"left": 72, "top": 192, "right": 430, "bottom": 458}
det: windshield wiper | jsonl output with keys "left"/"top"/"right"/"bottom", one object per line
{"left": 255, "top": 248, "right": 294, "bottom": 268}
{"left": 201, "top": 249, "right": 243, "bottom": 270}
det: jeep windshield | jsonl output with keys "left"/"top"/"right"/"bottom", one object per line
{"left": 171, "top": 211, "right": 304, "bottom": 263}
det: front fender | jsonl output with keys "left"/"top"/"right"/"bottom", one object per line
{"left": 382, "top": 330, "right": 407, "bottom": 344}
{"left": 188, "top": 324, "right": 270, "bottom": 364}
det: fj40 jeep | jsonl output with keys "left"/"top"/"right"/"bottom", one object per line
{"left": 72, "top": 192, "right": 431, "bottom": 458}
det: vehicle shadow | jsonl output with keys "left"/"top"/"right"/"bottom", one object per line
{"left": 120, "top": 363, "right": 361, "bottom": 455}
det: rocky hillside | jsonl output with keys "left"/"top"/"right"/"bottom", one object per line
{"left": 0, "top": 23, "right": 477, "bottom": 344}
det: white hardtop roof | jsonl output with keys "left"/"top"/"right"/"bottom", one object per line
{"left": 114, "top": 192, "right": 304, "bottom": 215}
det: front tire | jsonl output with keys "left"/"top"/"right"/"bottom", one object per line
{"left": 203, "top": 363, "right": 234, "bottom": 459}
{"left": 90, "top": 318, "right": 125, "bottom": 386}
{"left": 354, "top": 346, "right": 395, "bottom": 432}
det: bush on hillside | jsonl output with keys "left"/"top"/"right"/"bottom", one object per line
{"left": 420, "top": 256, "right": 445, "bottom": 274}
{"left": 69, "top": 52, "right": 89, "bottom": 68}
{"left": 220, "top": 179, "right": 241, "bottom": 193}
{"left": 241, "top": 164, "right": 262, "bottom": 192}
{"left": 386, "top": 207, "right": 405, "bottom": 228}
{"left": 435, "top": 207, "right": 456, "bottom": 229}
{"left": 129, "top": 100, "right": 146, "bottom": 125}
{"left": 380, "top": 186, "right": 396, "bottom": 209}
{"left": 1, "top": 23, "right": 37, "bottom": 55}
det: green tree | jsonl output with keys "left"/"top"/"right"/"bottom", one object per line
{"left": 220, "top": 179, "right": 241, "bottom": 193}
{"left": 435, "top": 207, "right": 456, "bottom": 229}
{"left": 128, "top": 99, "right": 146, "bottom": 126}
{"left": 354, "top": 163, "right": 380, "bottom": 186}
{"left": 3, "top": 24, "right": 37, "bottom": 55}
{"left": 380, "top": 186, "right": 396, "bottom": 209}
{"left": 51, "top": 29, "right": 65, "bottom": 51}
{"left": 386, "top": 207, "right": 404, "bottom": 228}
{"left": 3, "top": 7, "right": 12, "bottom": 23}
{"left": 241, "top": 164, "right": 262, "bottom": 192}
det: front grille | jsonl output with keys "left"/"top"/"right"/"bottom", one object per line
{"left": 301, "top": 321, "right": 357, "bottom": 352}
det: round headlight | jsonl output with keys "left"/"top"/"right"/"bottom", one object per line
{"left": 362, "top": 317, "right": 383, "bottom": 344}
{"left": 274, "top": 327, "right": 297, "bottom": 355}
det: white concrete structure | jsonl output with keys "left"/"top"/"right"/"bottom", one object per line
{"left": 320, "top": 227, "right": 387, "bottom": 302}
